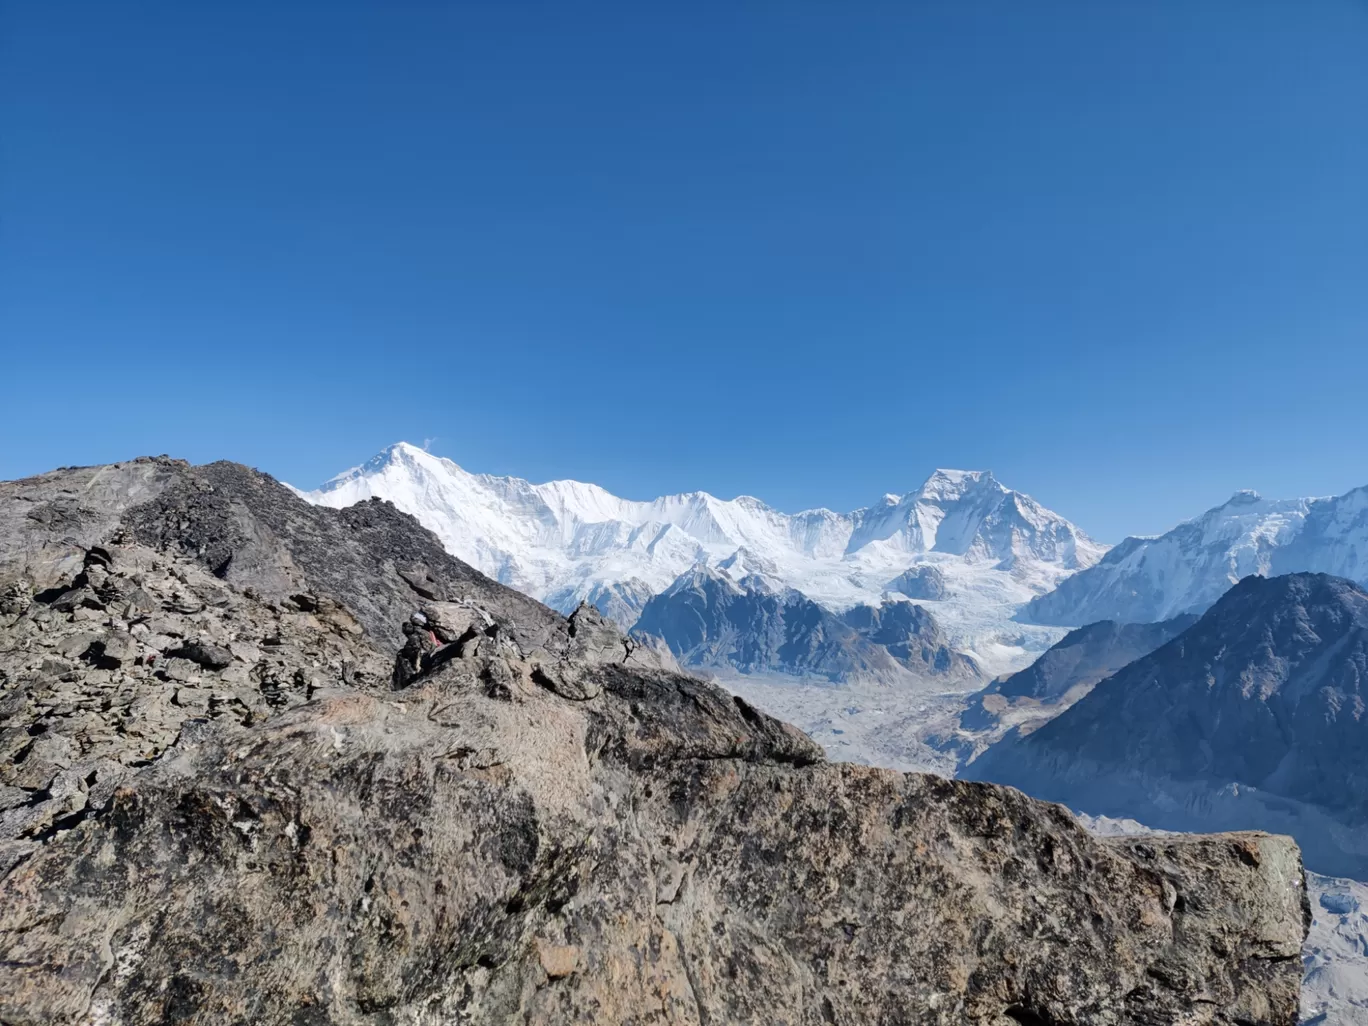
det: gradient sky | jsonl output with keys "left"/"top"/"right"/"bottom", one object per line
{"left": 3, "top": 2, "right": 1366, "bottom": 542}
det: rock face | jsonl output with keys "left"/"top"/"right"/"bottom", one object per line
{"left": 841, "top": 598, "right": 980, "bottom": 680}
{"left": 0, "top": 458, "right": 1309, "bottom": 1025}
{"left": 563, "top": 578, "right": 656, "bottom": 631}
{"left": 887, "top": 562, "right": 948, "bottom": 600}
{"left": 969, "top": 573, "right": 1368, "bottom": 878}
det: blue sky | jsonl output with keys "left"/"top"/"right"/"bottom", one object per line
{"left": 2, "top": 2, "right": 1365, "bottom": 541}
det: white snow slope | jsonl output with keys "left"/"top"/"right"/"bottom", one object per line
{"left": 1025, "top": 484, "right": 1368, "bottom": 626}
{"left": 300, "top": 442, "right": 1107, "bottom": 675}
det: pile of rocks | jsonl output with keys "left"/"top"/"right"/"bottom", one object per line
{"left": 0, "top": 533, "right": 385, "bottom": 875}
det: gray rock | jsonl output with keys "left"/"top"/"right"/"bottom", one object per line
{"left": 1319, "top": 890, "right": 1360, "bottom": 916}
{"left": 543, "top": 578, "right": 656, "bottom": 631}
{"left": 0, "top": 458, "right": 1310, "bottom": 1025}
{"left": 163, "top": 639, "right": 233, "bottom": 670}
{"left": 887, "top": 562, "right": 948, "bottom": 600}
{"left": 632, "top": 566, "right": 966, "bottom": 683}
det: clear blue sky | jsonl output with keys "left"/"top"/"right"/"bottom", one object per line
{"left": 2, "top": 2, "right": 1365, "bottom": 541}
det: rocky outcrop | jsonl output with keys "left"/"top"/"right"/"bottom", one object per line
{"left": 841, "top": 598, "right": 980, "bottom": 681}
{"left": 631, "top": 567, "right": 979, "bottom": 684}
{"left": 887, "top": 562, "right": 948, "bottom": 600}
{"left": 630, "top": 565, "right": 916, "bottom": 682}
{"left": 578, "top": 578, "right": 657, "bottom": 631}
{"left": 0, "top": 458, "right": 1309, "bottom": 1025}
{"left": 969, "top": 573, "right": 1368, "bottom": 877}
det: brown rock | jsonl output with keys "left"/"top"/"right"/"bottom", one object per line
{"left": 536, "top": 939, "right": 580, "bottom": 979}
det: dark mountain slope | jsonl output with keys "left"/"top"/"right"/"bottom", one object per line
{"left": 632, "top": 567, "right": 979, "bottom": 683}
{"left": 968, "top": 572, "right": 1368, "bottom": 876}
{"left": 841, "top": 599, "right": 980, "bottom": 680}
{"left": 994, "top": 614, "right": 1200, "bottom": 704}
{"left": 954, "top": 614, "right": 1198, "bottom": 754}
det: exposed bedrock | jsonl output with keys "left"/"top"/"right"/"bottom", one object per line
{"left": 0, "top": 457, "right": 1308, "bottom": 1025}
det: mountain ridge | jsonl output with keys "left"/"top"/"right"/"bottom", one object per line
{"left": 301, "top": 442, "right": 1103, "bottom": 674}
{"left": 1024, "top": 484, "right": 1368, "bottom": 626}
{"left": 951, "top": 613, "right": 1201, "bottom": 761}
{"left": 631, "top": 564, "right": 981, "bottom": 684}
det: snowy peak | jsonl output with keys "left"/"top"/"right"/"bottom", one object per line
{"left": 660, "top": 561, "right": 743, "bottom": 599}
{"left": 846, "top": 468, "right": 1103, "bottom": 570}
{"left": 915, "top": 468, "right": 1005, "bottom": 502}
{"left": 715, "top": 546, "right": 781, "bottom": 581}
{"left": 1025, "top": 483, "right": 1368, "bottom": 626}
{"left": 1222, "top": 488, "right": 1263, "bottom": 508}
{"left": 313, "top": 440, "right": 414, "bottom": 492}
{"left": 298, "top": 444, "right": 1104, "bottom": 675}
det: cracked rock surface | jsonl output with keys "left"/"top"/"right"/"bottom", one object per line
{"left": 0, "top": 457, "right": 1309, "bottom": 1024}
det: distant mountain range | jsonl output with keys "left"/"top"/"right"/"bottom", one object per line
{"left": 1025, "top": 485, "right": 1368, "bottom": 625}
{"left": 298, "top": 443, "right": 1368, "bottom": 685}
{"left": 967, "top": 572, "right": 1368, "bottom": 877}
{"left": 301, "top": 442, "right": 1103, "bottom": 675}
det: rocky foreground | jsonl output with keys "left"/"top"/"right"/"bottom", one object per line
{"left": 0, "top": 458, "right": 1309, "bottom": 1024}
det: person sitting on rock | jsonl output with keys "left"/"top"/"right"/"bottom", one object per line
{"left": 392, "top": 611, "right": 439, "bottom": 690}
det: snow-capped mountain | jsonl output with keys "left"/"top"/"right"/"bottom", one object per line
{"left": 300, "top": 443, "right": 1106, "bottom": 674}
{"left": 1024, "top": 484, "right": 1368, "bottom": 626}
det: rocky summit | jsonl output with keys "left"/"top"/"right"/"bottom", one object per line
{"left": 0, "top": 457, "right": 1309, "bottom": 1025}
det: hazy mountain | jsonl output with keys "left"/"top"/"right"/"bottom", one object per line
{"left": 955, "top": 613, "right": 1199, "bottom": 751}
{"left": 841, "top": 599, "right": 980, "bottom": 680}
{"left": 968, "top": 572, "right": 1368, "bottom": 876}
{"left": 985, "top": 614, "right": 1199, "bottom": 706}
